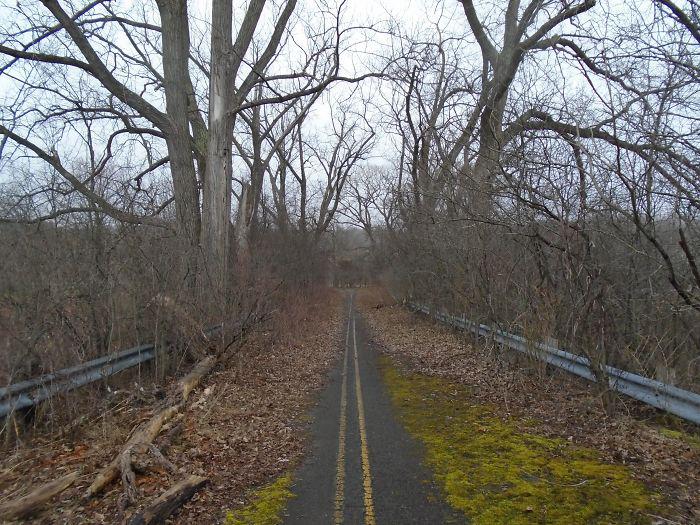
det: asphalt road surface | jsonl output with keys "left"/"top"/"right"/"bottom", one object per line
{"left": 284, "top": 292, "right": 461, "bottom": 524}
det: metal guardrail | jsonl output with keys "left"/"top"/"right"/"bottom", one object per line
{"left": 0, "top": 325, "right": 223, "bottom": 419}
{"left": 409, "top": 303, "right": 700, "bottom": 425}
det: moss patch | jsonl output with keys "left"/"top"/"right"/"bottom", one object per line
{"left": 224, "top": 474, "right": 294, "bottom": 525}
{"left": 380, "top": 356, "right": 657, "bottom": 524}
{"left": 659, "top": 428, "right": 700, "bottom": 449}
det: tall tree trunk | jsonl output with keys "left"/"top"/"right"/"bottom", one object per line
{"left": 235, "top": 182, "right": 253, "bottom": 265}
{"left": 235, "top": 88, "right": 264, "bottom": 262}
{"left": 156, "top": 0, "right": 201, "bottom": 290}
{"left": 471, "top": 71, "right": 509, "bottom": 219}
{"left": 202, "top": 0, "right": 233, "bottom": 299}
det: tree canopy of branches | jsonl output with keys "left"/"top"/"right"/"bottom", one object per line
{"left": 0, "top": 0, "right": 379, "bottom": 315}
{"left": 341, "top": 0, "right": 700, "bottom": 401}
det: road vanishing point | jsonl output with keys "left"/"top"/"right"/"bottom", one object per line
{"left": 284, "top": 292, "right": 460, "bottom": 524}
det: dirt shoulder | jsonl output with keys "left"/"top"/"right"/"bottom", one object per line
{"left": 0, "top": 289, "right": 343, "bottom": 524}
{"left": 356, "top": 287, "right": 700, "bottom": 523}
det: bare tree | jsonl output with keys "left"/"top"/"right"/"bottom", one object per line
{"left": 0, "top": 0, "right": 382, "bottom": 307}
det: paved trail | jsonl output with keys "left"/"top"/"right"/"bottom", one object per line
{"left": 284, "top": 292, "right": 459, "bottom": 524}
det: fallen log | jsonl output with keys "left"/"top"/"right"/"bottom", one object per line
{"left": 86, "top": 353, "right": 218, "bottom": 500}
{"left": 0, "top": 471, "right": 79, "bottom": 520}
{"left": 127, "top": 475, "right": 208, "bottom": 525}
{"left": 86, "top": 323, "right": 246, "bottom": 507}
{"left": 179, "top": 356, "right": 216, "bottom": 401}
{"left": 86, "top": 405, "right": 179, "bottom": 498}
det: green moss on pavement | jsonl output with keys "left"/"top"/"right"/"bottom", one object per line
{"left": 380, "top": 356, "right": 657, "bottom": 524}
{"left": 224, "top": 474, "right": 294, "bottom": 525}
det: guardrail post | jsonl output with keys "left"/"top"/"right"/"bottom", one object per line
{"left": 655, "top": 365, "right": 677, "bottom": 386}
{"left": 545, "top": 336, "right": 558, "bottom": 348}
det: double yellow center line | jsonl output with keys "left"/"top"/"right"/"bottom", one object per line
{"left": 334, "top": 298, "right": 376, "bottom": 525}
{"left": 334, "top": 313, "right": 350, "bottom": 523}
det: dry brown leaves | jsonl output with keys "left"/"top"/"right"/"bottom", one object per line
{"left": 0, "top": 288, "right": 343, "bottom": 524}
{"left": 357, "top": 287, "right": 700, "bottom": 523}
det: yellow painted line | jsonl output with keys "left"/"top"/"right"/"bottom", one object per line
{"left": 353, "top": 316, "right": 376, "bottom": 525}
{"left": 334, "top": 300, "right": 352, "bottom": 524}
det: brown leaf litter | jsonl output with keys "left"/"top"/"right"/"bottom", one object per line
{"left": 0, "top": 288, "right": 343, "bottom": 524}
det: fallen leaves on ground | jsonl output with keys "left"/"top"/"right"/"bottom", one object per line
{"left": 0, "top": 289, "right": 343, "bottom": 524}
